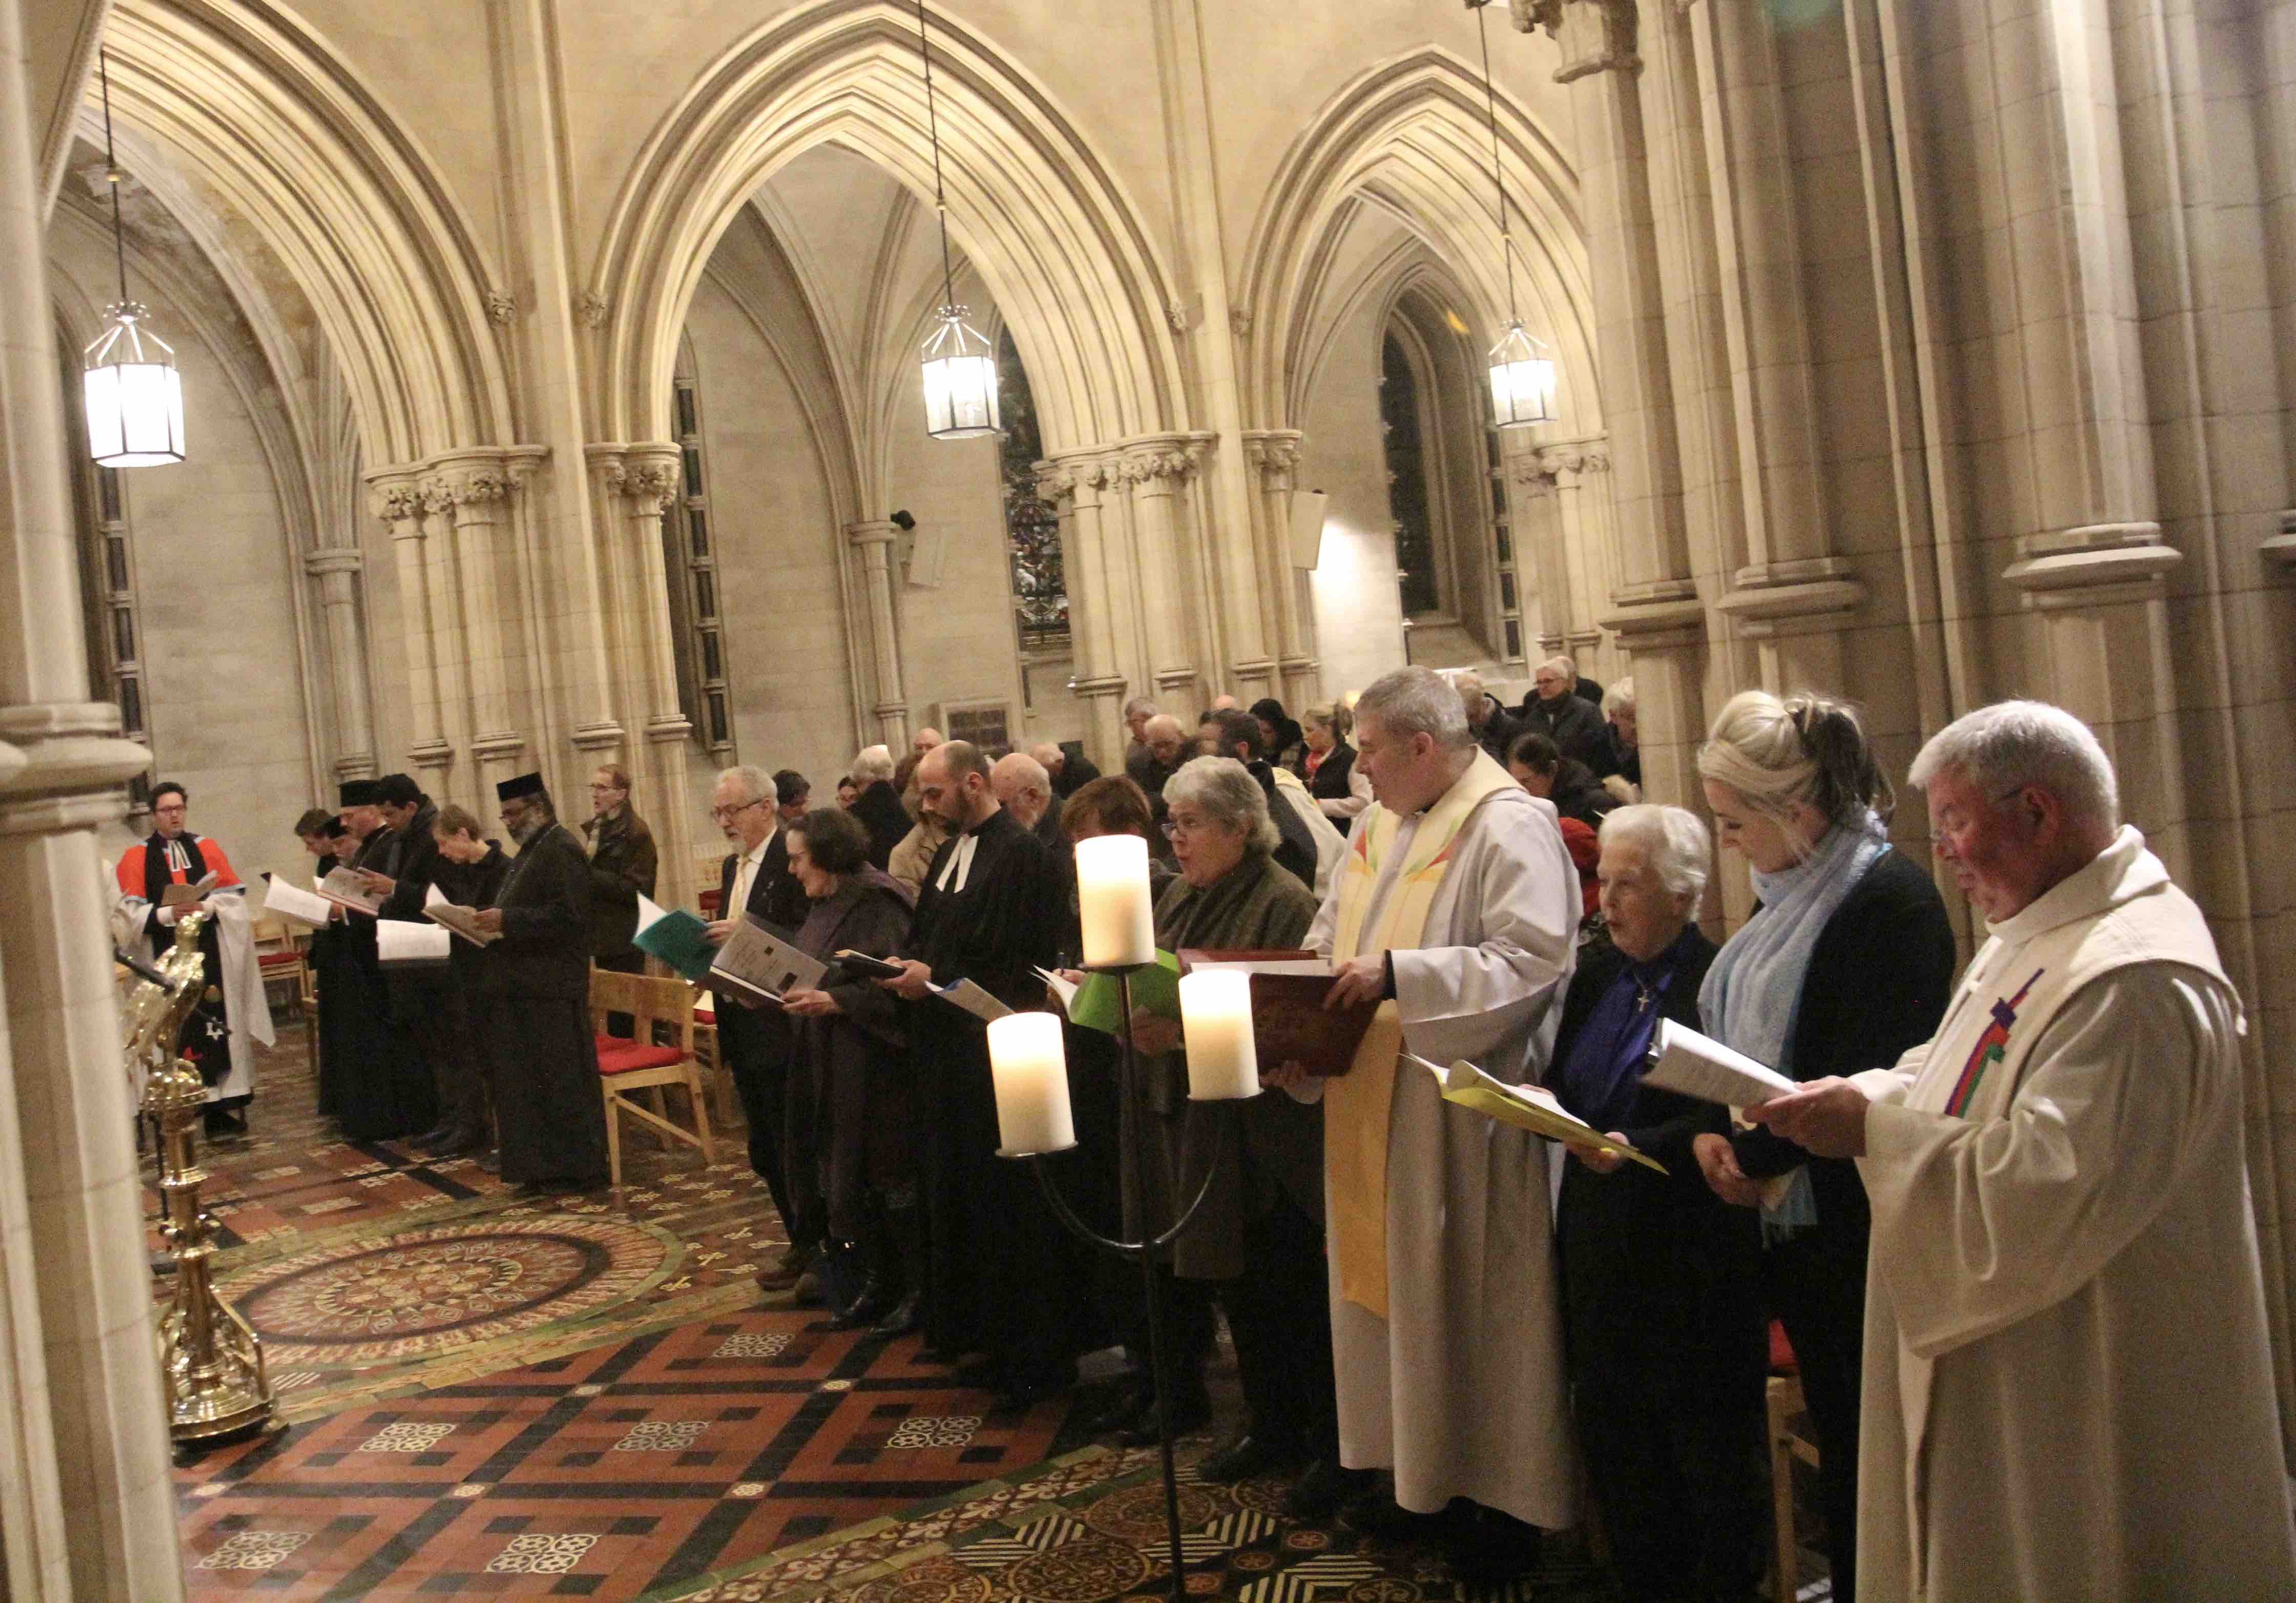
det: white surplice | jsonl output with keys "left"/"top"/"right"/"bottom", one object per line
{"left": 1850, "top": 830, "right": 2296, "bottom": 1601}
{"left": 1299, "top": 783, "right": 1582, "bottom": 1526}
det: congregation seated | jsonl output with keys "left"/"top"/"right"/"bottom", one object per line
{"left": 1506, "top": 730, "right": 1620, "bottom": 828}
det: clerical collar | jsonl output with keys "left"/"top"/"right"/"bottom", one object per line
{"left": 935, "top": 830, "right": 981, "bottom": 894}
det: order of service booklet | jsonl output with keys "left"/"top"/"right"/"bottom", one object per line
{"left": 1408, "top": 1052, "right": 1668, "bottom": 1174}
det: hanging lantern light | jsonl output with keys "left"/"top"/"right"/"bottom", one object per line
{"left": 912, "top": 1, "right": 1001, "bottom": 441}
{"left": 1486, "top": 321, "right": 1555, "bottom": 429}
{"left": 83, "top": 51, "right": 184, "bottom": 467}
{"left": 922, "top": 305, "right": 1000, "bottom": 439}
{"left": 1470, "top": 1, "right": 1555, "bottom": 432}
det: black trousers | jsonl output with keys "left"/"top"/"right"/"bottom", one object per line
{"left": 1213, "top": 1194, "right": 1338, "bottom": 1463}
{"left": 430, "top": 986, "right": 492, "bottom": 1147}
{"left": 1766, "top": 1226, "right": 1868, "bottom": 1603}
{"left": 724, "top": 1019, "right": 818, "bottom": 1249}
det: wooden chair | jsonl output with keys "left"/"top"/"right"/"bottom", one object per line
{"left": 589, "top": 968, "right": 717, "bottom": 1189}
{"left": 1766, "top": 1320, "right": 1821, "bottom": 1599}
{"left": 252, "top": 915, "right": 309, "bottom": 1018}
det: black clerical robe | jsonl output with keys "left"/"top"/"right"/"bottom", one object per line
{"left": 482, "top": 822, "right": 609, "bottom": 1187}
{"left": 319, "top": 827, "right": 438, "bottom": 1140}
{"left": 908, "top": 808, "right": 1089, "bottom": 1381}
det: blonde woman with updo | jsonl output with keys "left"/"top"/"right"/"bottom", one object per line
{"left": 1691, "top": 690, "right": 1953, "bottom": 1603}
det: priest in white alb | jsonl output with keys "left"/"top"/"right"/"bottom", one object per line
{"left": 1269, "top": 665, "right": 1581, "bottom": 1578}
{"left": 1751, "top": 700, "right": 2296, "bottom": 1602}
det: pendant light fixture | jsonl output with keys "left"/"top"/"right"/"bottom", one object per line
{"left": 912, "top": 0, "right": 999, "bottom": 440}
{"left": 1471, "top": 2, "right": 1554, "bottom": 430}
{"left": 82, "top": 50, "right": 185, "bottom": 467}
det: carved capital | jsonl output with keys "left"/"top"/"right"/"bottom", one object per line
{"left": 576, "top": 290, "right": 609, "bottom": 328}
{"left": 1523, "top": 0, "right": 1638, "bottom": 82}
{"left": 375, "top": 483, "right": 425, "bottom": 527}
{"left": 1535, "top": 441, "right": 1612, "bottom": 477}
{"left": 1242, "top": 431, "right": 1304, "bottom": 476}
{"left": 600, "top": 453, "right": 681, "bottom": 513}
{"left": 1230, "top": 308, "right": 1254, "bottom": 338}
{"left": 1033, "top": 463, "right": 1078, "bottom": 506}
{"left": 486, "top": 290, "right": 517, "bottom": 326}
{"left": 303, "top": 548, "right": 364, "bottom": 578}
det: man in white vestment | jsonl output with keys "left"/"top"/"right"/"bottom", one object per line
{"left": 1753, "top": 701, "right": 2296, "bottom": 1602}
{"left": 1271, "top": 666, "right": 1581, "bottom": 1575}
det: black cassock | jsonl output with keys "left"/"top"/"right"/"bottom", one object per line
{"left": 317, "top": 831, "right": 438, "bottom": 1139}
{"left": 909, "top": 808, "right": 1093, "bottom": 1384}
{"left": 482, "top": 821, "right": 609, "bottom": 1187}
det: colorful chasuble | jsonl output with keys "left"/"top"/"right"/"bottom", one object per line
{"left": 1943, "top": 966, "right": 2044, "bottom": 1117}
{"left": 1324, "top": 750, "right": 1520, "bottom": 1318}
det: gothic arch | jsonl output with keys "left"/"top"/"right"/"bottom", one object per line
{"left": 94, "top": 0, "right": 515, "bottom": 464}
{"left": 1236, "top": 48, "right": 1598, "bottom": 439}
{"left": 588, "top": 0, "right": 1188, "bottom": 456}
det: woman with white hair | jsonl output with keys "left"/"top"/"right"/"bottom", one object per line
{"left": 1548, "top": 805, "right": 1765, "bottom": 1601}
{"left": 1690, "top": 690, "right": 1955, "bottom": 1603}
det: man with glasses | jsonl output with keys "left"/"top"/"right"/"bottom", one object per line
{"left": 581, "top": 764, "right": 658, "bottom": 1010}
{"left": 709, "top": 765, "right": 817, "bottom": 1291}
{"left": 468, "top": 773, "right": 608, "bottom": 1193}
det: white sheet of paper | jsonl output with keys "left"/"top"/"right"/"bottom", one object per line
{"left": 377, "top": 921, "right": 452, "bottom": 964}
{"left": 1642, "top": 1018, "right": 1799, "bottom": 1106}
{"left": 634, "top": 893, "right": 671, "bottom": 935}
{"left": 1032, "top": 966, "right": 1081, "bottom": 1016}
{"left": 424, "top": 882, "right": 449, "bottom": 910}
{"left": 933, "top": 978, "right": 1014, "bottom": 1023}
{"left": 261, "top": 874, "right": 334, "bottom": 927}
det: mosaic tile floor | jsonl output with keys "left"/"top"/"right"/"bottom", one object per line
{"left": 165, "top": 1019, "right": 1830, "bottom": 1600}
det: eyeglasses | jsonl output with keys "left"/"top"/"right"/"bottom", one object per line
{"left": 710, "top": 799, "right": 765, "bottom": 821}
{"left": 1160, "top": 817, "right": 1207, "bottom": 840}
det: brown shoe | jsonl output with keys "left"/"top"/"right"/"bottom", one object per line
{"left": 755, "top": 1262, "right": 803, "bottom": 1292}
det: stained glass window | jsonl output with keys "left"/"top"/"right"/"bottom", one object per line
{"left": 1381, "top": 334, "right": 1439, "bottom": 617}
{"left": 997, "top": 328, "right": 1068, "bottom": 650}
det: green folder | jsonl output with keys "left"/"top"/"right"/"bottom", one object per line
{"left": 1067, "top": 949, "right": 1184, "bottom": 1036}
{"left": 632, "top": 897, "right": 717, "bottom": 984}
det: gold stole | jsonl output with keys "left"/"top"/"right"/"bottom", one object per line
{"left": 1324, "top": 751, "right": 1520, "bottom": 1318}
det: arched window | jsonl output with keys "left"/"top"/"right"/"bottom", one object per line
{"left": 664, "top": 348, "right": 736, "bottom": 757}
{"left": 997, "top": 328, "right": 1067, "bottom": 651}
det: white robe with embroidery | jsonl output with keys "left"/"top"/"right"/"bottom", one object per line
{"left": 1297, "top": 784, "right": 1582, "bottom": 1525}
{"left": 1850, "top": 834, "right": 2296, "bottom": 1601}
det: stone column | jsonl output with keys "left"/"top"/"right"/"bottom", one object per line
{"left": 1121, "top": 438, "right": 1206, "bottom": 711}
{"left": 591, "top": 447, "right": 697, "bottom": 909}
{"left": 1536, "top": 438, "right": 1620, "bottom": 678}
{"left": 302, "top": 546, "right": 377, "bottom": 780}
{"left": 431, "top": 455, "right": 525, "bottom": 801}
{"left": 845, "top": 519, "right": 912, "bottom": 749}
{"left": 369, "top": 471, "right": 454, "bottom": 792}
{"left": 1243, "top": 430, "right": 1320, "bottom": 706}
{"left": 1037, "top": 454, "right": 1131, "bottom": 768}
{"left": 0, "top": 0, "right": 187, "bottom": 1589}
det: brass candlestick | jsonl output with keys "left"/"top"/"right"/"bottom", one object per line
{"left": 127, "top": 913, "right": 276, "bottom": 1444}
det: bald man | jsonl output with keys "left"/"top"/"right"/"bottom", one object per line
{"left": 1031, "top": 740, "right": 1101, "bottom": 800}
{"left": 1208, "top": 694, "right": 1241, "bottom": 714}
{"left": 912, "top": 726, "right": 945, "bottom": 759}
{"left": 992, "top": 751, "right": 1063, "bottom": 848}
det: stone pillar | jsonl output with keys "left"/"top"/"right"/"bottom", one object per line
{"left": 430, "top": 455, "right": 525, "bottom": 801}
{"left": 590, "top": 446, "right": 696, "bottom": 909}
{"left": 1536, "top": 438, "right": 1619, "bottom": 678}
{"left": 0, "top": 0, "right": 187, "bottom": 1590}
{"left": 1243, "top": 430, "right": 1320, "bottom": 707}
{"left": 369, "top": 471, "right": 455, "bottom": 792}
{"left": 1037, "top": 455, "right": 1130, "bottom": 768}
{"left": 845, "top": 519, "right": 912, "bottom": 749}
{"left": 302, "top": 545, "right": 376, "bottom": 780}
{"left": 1120, "top": 438, "right": 1206, "bottom": 711}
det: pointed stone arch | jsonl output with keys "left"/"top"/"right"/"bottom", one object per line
{"left": 1236, "top": 48, "right": 1598, "bottom": 440}
{"left": 96, "top": 0, "right": 515, "bottom": 463}
{"left": 587, "top": 0, "right": 1188, "bottom": 457}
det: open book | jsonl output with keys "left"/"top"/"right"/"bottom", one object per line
{"left": 631, "top": 894, "right": 717, "bottom": 984}
{"left": 1038, "top": 951, "right": 1184, "bottom": 1036}
{"left": 377, "top": 920, "right": 452, "bottom": 967}
{"left": 1641, "top": 1018, "right": 1798, "bottom": 1108}
{"left": 704, "top": 915, "right": 826, "bottom": 1008}
{"left": 1410, "top": 1053, "right": 1667, "bottom": 1174}
{"left": 260, "top": 873, "right": 332, "bottom": 927}
{"left": 161, "top": 871, "right": 220, "bottom": 909}
{"left": 422, "top": 882, "right": 500, "bottom": 947}
{"left": 1176, "top": 949, "right": 1373, "bottom": 1077}
{"left": 317, "top": 865, "right": 385, "bottom": 917}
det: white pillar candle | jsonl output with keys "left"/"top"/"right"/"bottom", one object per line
{"left": 1073, "top": 832, "right": 1155, "bottom": 968}
{"left": 1179, "top": 969, "right": 1262, "bottom": 1101}
{"left": 986, "top": 1012, "right": 1076, "bottom": 1155}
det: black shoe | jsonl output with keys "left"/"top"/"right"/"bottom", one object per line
{"left": 1339, "top": 1483, "right": 1438, "bottom": 1541}
{"left": 1442, "top": 1504, "right": 1543, "bottom": 1585}
{"left": 411, "top": 1125, "right": 453, "bottom": 1151}
{"left": 868, "top": 1292, "right": 922, "bottom": 1338}
{"left": 202, "top": 1107, "right": 246, "bottom": 1138}
{"left": 1083, "top": 1382, "right": 1152, "bottom": 1438}
{"left": 992, "top": 1369, "right": 1073, "bottom": 1414}
{"left": 1282, "top": 1459, "right": 1369, "bottom": 1523}
{"left": 476, "top": 1151, "right": 501, "bottom": 1175}
{"left": 1198, "top": 1433, "right": 1303, "bottom": 1484}
{"left": 1116, "top": 1386, "right": 1213, "bottom": 1448}
{"left": 826, "top": 1278, "right": 891, "bottom": 1331}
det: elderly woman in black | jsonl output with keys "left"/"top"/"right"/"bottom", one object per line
{"left": 776, "top": 807, "right": 920, "bottom": 1335}
{"left": 1552, "top": 805, "right": 1765, "bottom": 1601}
{"left": 1124, "top": 757, "right": 1338, "bottom": 1512}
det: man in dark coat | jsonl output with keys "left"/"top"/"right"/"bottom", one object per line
{"left": 1033, "top": 740, "right": 1101, "bottom": 799}
{"left": 1520, "top": 656, "right": 1611, "bottom": 771}
{"left": 1455, "top": 671, "right": 1523, "bottom": 766}
{"left": 427, "top": 804, "right": 512, "bottom": 1158}
{"left": 709, "top": 764, "right": 818, "bottom": 1287}
{"left": 581, "top": 762, "right": 657, "bottom": 978}
{"left": 848, "top": 745, "right": 911, "bottom": 870}
{"left": 878, "top": 740, "right": 1087, "bottom": 1409}
{"left": 327, "top": 779, "right": 439, "bottom": 1141}
{"left": 362, "top": 773, "right": 464, "bottom": 1151}
{"left": 472, "top": 773, "right": 609, "bottom": 1192}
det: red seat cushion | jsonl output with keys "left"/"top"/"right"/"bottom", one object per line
{"left": 257, "top": 952, "right": 303, "bottom": 969}
{"left": 597, "top": 1044, "right": 687, "bottom": 1076}
{"left": 1768, "top": 1319, "right": 1798, "bottom": 1376}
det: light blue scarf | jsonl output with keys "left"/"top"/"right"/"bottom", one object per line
{"left": 1699, "top": 809, "right": 1890, "bottom": 1242}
